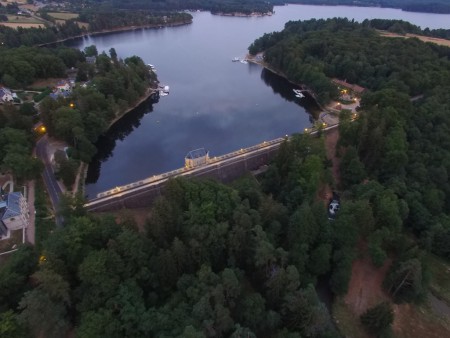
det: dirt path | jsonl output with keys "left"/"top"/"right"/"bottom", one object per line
{"left": 344, "top": 244, "right": 391, "bottom": 315}
{"left": 26, "top": 180, "right": 35, "bottom": 245}
{"left": 324, "top": 126, "right": 341, "bottom": 188}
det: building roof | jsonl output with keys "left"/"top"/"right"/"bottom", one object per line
{"left": 185, "top": 148, "right": 208, "bottom": 159}
{"left": 332, "top": 79, "right": 366, "bottom": 94}
{"left": 1, "top": 192, "right": 23, "bottom": 220}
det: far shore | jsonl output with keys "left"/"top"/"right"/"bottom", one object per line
{"left": 37, "top": 20, "right": 192, "bottom": 47}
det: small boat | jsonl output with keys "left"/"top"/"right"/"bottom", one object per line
{"left": 232, "top": 57, "right": 240, "bottom": 62}
{"left": 159, "top": 91, "right": 168, "bottom": 96}
{"left": 295, "top": 93, "right": 305, "bottom": 98}
{"left": 240, "top": 59, "right": 248, "bottom": 64}
{"left": 293, "top": 89, "right": 303, "bottom": 94}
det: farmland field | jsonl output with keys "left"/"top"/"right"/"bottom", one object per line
{"left": 48, "top": 12, "right": 79, "bottom": 20}
{"left": 0, "top": 22, "right": 44, "bottom": 28}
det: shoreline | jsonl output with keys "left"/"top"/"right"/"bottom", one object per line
{"left": 246, "top": 54, "right": 326, "bottom": 111}
{"left": 108, "top": 86, "right": 158, "bottom": 128}
{"left": 213, "top": 11, "right": 273, "bottom": 17}
{"left": 37, "top": 20, "right": 192, "bottom": 47}
{"left": 74, "top": 85, "right": 158, "bottom": 196}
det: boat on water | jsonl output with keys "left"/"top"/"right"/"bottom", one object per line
{"left": 293, "top": 89, "right": 305, "bottom": 98}
{"left": 232, "top": 57, "right": 240, "bottom": 62}
{"left": 159, "top": 91, "right": 168, "bottom": 96}
{"left": 240, "top": 59, "right": 248, "bottom": 64}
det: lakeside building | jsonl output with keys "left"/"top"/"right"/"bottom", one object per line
{"left": 332, "top": 79, "right": 366, "bottom": 95}
{"left": 185, "top": 148, "right": 209, "bottom": 168}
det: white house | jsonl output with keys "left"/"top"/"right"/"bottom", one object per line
{"left": 0, "top": 87, "right": 14, "bottom": 103}
{"left": 56, "top": 80, "right": 71, "bottom": 93}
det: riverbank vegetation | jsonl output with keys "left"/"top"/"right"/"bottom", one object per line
{"left": 248, "top": 16, "right": 450, "bottom": 334}
{"left": 249, "top": 18, "right": 450, "bottom": 104}
{"left": 0, "top": 44, "right": 156, "bottom": 183}
{"left": 38, "top": 47, "right": 157, "bottom": 164}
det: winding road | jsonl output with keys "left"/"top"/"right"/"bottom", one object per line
{"left": 36, "top": 136, "right": 64, "bottom": 226}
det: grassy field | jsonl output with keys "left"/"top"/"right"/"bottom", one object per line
{"left": 5, "top": 14, "right": 43, "bottom": 23}
{"left": 332, "top": 297, "right": 371, "bottom": 338}
{"left": 426, "top": 253, "right": 450, "bottom": 305}
{"left": 48, "top": 12, "right": 79, "bottom": 20}
{"left": 0, "top": 22, "right": 44, "bottom": 28}
{"left": 0, "top": 229, "right": 23, "bottom": 253}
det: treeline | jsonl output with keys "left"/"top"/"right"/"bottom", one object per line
{"left": 0, "top": 103, "right": 42, "bottom": 181}
{"left": 67, "top": 0, "right": 274, "bottom": 15}
{"left": 249, "top": 18, "right": 450, "bottom": 104}
{"left": 0, "top": 11, "right": 192, "bottom": 48}
{"left": 0, "top": 46, "right": 82, "bottom": 87}
{"left": 39, "top": 47, "right": 156, "bottom": 164}
{"left": 270, "top": 0, "right": 450, "bottom": 14}
{"left": 0, "top": 20, "right": 85, "bottom": 47}
{"left": 78, "top": 10, "right": 192, "bottom": 31}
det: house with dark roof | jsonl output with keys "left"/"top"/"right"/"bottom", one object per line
{"left": 0, "top": 192, "right": 29, "bottom": 238}
{"left": 185, "top": 148, "right": 209, "bottom": 168}
{"left": 332, "top": 79, "right": 366, "bottom": 95}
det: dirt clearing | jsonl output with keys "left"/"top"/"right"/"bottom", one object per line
{"left": 379, "top": 30, "right": 450, "bottom": 47}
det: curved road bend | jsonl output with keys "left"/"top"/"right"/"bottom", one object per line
{"left": 36, "top": 136, "right": 64, "bottom": 226}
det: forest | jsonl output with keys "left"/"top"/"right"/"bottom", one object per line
{"left": 249, "top": 19, "right": 450, "bottom": 255}
{"left": 0, "top": 130, "right": 412, "bottom": 337}
{"left": 62, "top": 0, "right": 274, "bottom": 15}
{"left": 58, "top": 0, "right": 450, "bottom": 14}
{"left": 38, "top": 47, "right": 157, "bottom": 165}
{"left": 249, "top": 18, "right": 450, "bottom": 104}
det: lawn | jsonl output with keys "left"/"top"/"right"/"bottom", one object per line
{"left": 426, "top": 253, "right": 450, "bottom": 305}
{"left": 0, "top": 229, "right": 23, "bottom": 253}
{"left": 48, "top": 12, "right": 79, "bottom": 20}
{"left": 332, "top": 297, "right": 371, "bottom": 338}
{"left": 5, "top": 14, "right": 43, "bottom": 23}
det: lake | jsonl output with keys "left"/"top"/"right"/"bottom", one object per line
{"left": 71, "top": 4, "right": 450, "bottom": 197}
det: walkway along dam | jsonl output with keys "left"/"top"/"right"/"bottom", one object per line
{"left": 85, "top": 138, "right": 284, "bottom": 212}
{"left": 84, "top": 125, "right": 338, "bottom": 212}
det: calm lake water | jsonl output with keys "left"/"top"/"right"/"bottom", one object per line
{"left": 71, "top": 5, "right": 450, "bottom": 197}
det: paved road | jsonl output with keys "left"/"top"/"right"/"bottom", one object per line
{"left": 36, "top": 136, "right": 64, "bottom": 226}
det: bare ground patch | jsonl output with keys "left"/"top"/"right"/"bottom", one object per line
{"left": 379, "top": 30, "right": 450, "bottom": 47}
{"left": 324, "top": 127, "right": 341, "bottom": 188}
{"left": 344, "top": 243, "right": 391, "bottom": 316}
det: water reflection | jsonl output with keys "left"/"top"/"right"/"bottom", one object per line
{"left": 260, "top": 68, "right": 321, "bottom": 118}
{"left": 86, "top": 94, "right": 159, "bottom": 184}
